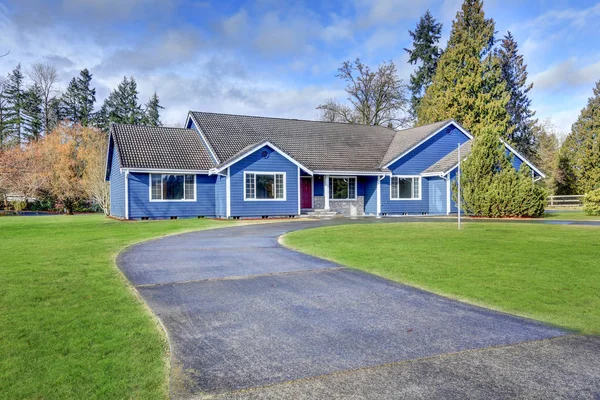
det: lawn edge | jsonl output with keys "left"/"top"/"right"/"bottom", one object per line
{"left": 278, "top": 226, "right": 579, "bottom": 335}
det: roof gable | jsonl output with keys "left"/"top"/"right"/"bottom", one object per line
{"left": 110, "top": 124, "right": 215, "bottom": 171}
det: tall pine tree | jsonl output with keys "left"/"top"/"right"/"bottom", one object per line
{"left": 0, "top": 78, "right": 9, "bottom": 149}
{"left": 143, "top": 92, "right": 163, "bottom": 126}
{"left": 4, "top": 64, "right": 26, "bottom": 146}
{"left": 77, "top": 68, "right": 96, "bottom": 126}
{"left": 61, "top": 68, "right": 96, "bottom": 126}
{"left": 95, "top": 76, "right": 144, "bottom": 131}
{"left": 497, "top": 32, "right": 536, "bottom": 158}
{"left": 22, "top": 85, "right": 43, "bottom": 141}
{"left": 571, "top": 80, "right": 600, "bottom": 194}
{"left": 418, "top": 0, "right": 510, "bottom": 138}
{"left": 404, "top": 10, "right": 443, "bottom": 122}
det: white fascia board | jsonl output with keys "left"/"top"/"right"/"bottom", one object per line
{"left": 383, "top": 120, "right": 472, "bottom": 169}
{"left": 125, "top": 168, "right": 210, "bottom": 174}
{"left": 420, "top": 172, "right": 445, "bottom": 177}
{"left": 500, "top": 139, "right": 546, "bottom": 179}
{"left": 314, "top": 170, "right": 391, "bottom": 176}
{"left": 215, "top": 141, "right": 313, "bottom": 175}
{"left": 440, "top": 140, "right": 546, "bottom": 179}
{"left": 186, "top": 112, "right": 221, "bottom": 165}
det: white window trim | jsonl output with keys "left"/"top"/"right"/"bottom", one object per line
{"left": 390, "top": 175, "right": 422, "bottom": 201}
{"left": 329, "top": 176, "right": 357, "bottom": 201}
{"left": 243, "top": 171, "right": 287, "bottom": 201}
{"left": 148, "top": 173, "right": 197, "bottom": 202}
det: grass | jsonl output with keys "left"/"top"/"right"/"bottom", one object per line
{"left": 283, "top": 222, "right": 600, "bottom": 335}
{"left": 544, "top": 210, "right": 600, "bottom": 220}
{"left": 0, "top": 214, "right": 233, "bottom": 399}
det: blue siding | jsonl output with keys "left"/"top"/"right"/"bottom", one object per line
{"left": 428, "top": 177, "right": 447, "bottom": 214}
{"left": 128, "top": 173, "right": 217, "bottom": 219}
{"left": 109, "top": 145, "right": 125, "bottom": 218}
{"left": 215, "top": 175, "right": 227, "bottom": 218}
{"left": 229, "top": 145, "right": 299, "bottom": 217}
{"left": 387, "top": 126, "right": 470, "bottom": 175}
{"left": 364, "top": 176, "right": 378, "bottom": 215}
{"left": 314, "top": 176, "right": 324, "bottom": 196}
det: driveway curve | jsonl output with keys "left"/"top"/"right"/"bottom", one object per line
{"left": 117, "top": 220, "right": 595, "bottom": 398}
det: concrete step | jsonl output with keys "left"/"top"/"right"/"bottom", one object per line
{"left": 304, "top": 209, "right": 339, "bottom": 218}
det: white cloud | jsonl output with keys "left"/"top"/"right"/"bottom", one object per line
{"left": 354, "top": 0, "right": 429, "bottom": 28}
{"left": 531, "top": 58, "right": 600, "bottom": 92}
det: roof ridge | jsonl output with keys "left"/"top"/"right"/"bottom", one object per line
{"left": 111, "top": 123, "right": 192, "bottom": 131}
{"left": 190, "top": 110, "right": 395, "bottom": 131}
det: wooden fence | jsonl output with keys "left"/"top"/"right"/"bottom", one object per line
{"left": 547, "top": 195, "right": 584, "bottom": 207}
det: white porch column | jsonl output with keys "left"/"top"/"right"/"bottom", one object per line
{"left": 324, "top": 174, "right": 330, "bottom": 210}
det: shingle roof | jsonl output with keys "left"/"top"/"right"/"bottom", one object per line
{"left": 379, "top": 120, "right": 453, "bottom": 167}
{"left": 111, "top": 124, "right": 215, "bottom": 170}
{"left": 423, "top": 140, "right": 472, "bottom": 174}
{"left": 190, "top": 111, "right": 398, "bottom": 173}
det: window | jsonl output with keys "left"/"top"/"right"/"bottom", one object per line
{"left": 329, "top": 177, "right": 356, "bottom": 200}
{"left": 391, "top": 176, "right": 421, "bottom": 200}
{"left": 150, "top": 174, "right": 196, "bottom": 201}
{"left": 244, "top": 172, "right": 285, "bottom": 200}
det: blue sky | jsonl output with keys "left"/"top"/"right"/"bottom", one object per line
{"left": 1, "top": 0, "right": 599, "bottom": 134}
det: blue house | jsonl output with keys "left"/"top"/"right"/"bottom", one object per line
{"left": 105, "top": 112, "right": 545, "bottom": 219}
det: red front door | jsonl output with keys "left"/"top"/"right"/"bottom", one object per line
{"left": 300, "top": 177, "right": 312, "bottom": 208}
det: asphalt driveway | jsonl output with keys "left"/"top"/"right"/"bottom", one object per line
{"left": 117, "top": 220, "right": 599, "bottom": 399}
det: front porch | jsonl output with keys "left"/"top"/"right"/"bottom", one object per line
{"left": 300, "top": 173, "right": 382, "bottom": 217}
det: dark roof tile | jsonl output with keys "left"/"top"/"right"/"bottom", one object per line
{"left": 111, "top": 124, "right": 215, "bottom": 170}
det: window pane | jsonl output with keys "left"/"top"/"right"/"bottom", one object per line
{"left": 332, "top": 178, "right": 349, "bottom": 199}
{"left": 184, "top": 175, "right": 194, "bottom": 200}
{"left": 163, "top": 175, "right": 184, "bottom": 200}
{"left": 348, "top": 178, "right": 356, "bottom": 199}
{"left": 246, "top": 173, "right": 255, "bottom": 199}
{"left": 398, "top": 178, "right": 413, "bottom": 199}
{"left": 256, "top": 174, "right": 275, "bottom": 199}
{"left": 413, "top": 178, "right": 420, "bottom": 198}
{"left": 275, "top": 174, "right": 284, "bottom": 199}
{"left": 151, "top": 174, "right": 162, "bottom": 200}
{"left": 391, "top": 177, "right": 398, "bottom": 199}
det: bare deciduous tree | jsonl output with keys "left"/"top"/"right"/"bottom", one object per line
{"left": 80, "top": 127, "right": 110, "bottom": 215}
{"left": 317, "top": 58, "right": 410, "bottom": 129}
{"left": 28, "top": 62, "right": 60, "bottom": 134}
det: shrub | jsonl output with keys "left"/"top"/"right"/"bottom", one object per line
{"left": 11, "top": 201, "right": 27, "bottom": 214}
{"left": 583, "top": 188, "right": 600, "bottom": 216}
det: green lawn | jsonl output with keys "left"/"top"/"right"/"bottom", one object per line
{"left": 0, "top": 214, "right": 233, "bottom": 399}
{"left": 544, "top": 210, "right": 600, "bottom": 220}
{"left": 283, "top": 222, "right": 600, "bottom": 334}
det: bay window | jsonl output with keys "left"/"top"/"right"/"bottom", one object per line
{"left": 390, "top": 176, "right": 421, "bottom": 200}
{"left": 245, "top": 172, "right": 285, "bottom": 200}
{"left": 329, "top": 177, "right": 356, "bottom": 200}
{"left": 150, "top": 174, "right": 195, "bottom": 201}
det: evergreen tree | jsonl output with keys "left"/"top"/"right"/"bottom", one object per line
{"left": 418, "top": 0, "right": 510, "bottom": 139}
{"left": 554, "top": 134, "right": 578, "bottom": 195}
{"left": 143, "top": 92, "right": 163, "bottom": 126}
{"left": 22, "top": 85, "right": 43, "bottom": 141}
{"left": 61, "top": 77, "right": 81, "bottom": 123}
{"left": 4, "top": 64, "right": 26, "bottom": 145}
{"left": 571, "top": 80, "right": 600, "bottom": 194}
{"left": 77, "top": 68, "right": 96, "bottom": 126}
{"left": 0, "top": 78, "right": 9, "bottom": 149}
{"left": 97, "top": 76, "right": 144, "bottom": 131}
{"left": 60, "top": 69, "right": 96, "bottom": 126}
{"left": 458, "top": 125, "right": 546, "bottom": 217}
{"left": 404, "top": 10, "right": 443, "bottom": 122}
{"left": 92, "top": 103, "right": 110, "bottom": 132}
{"left": 497, "top": 32, "right": 536, "bottom": 157}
